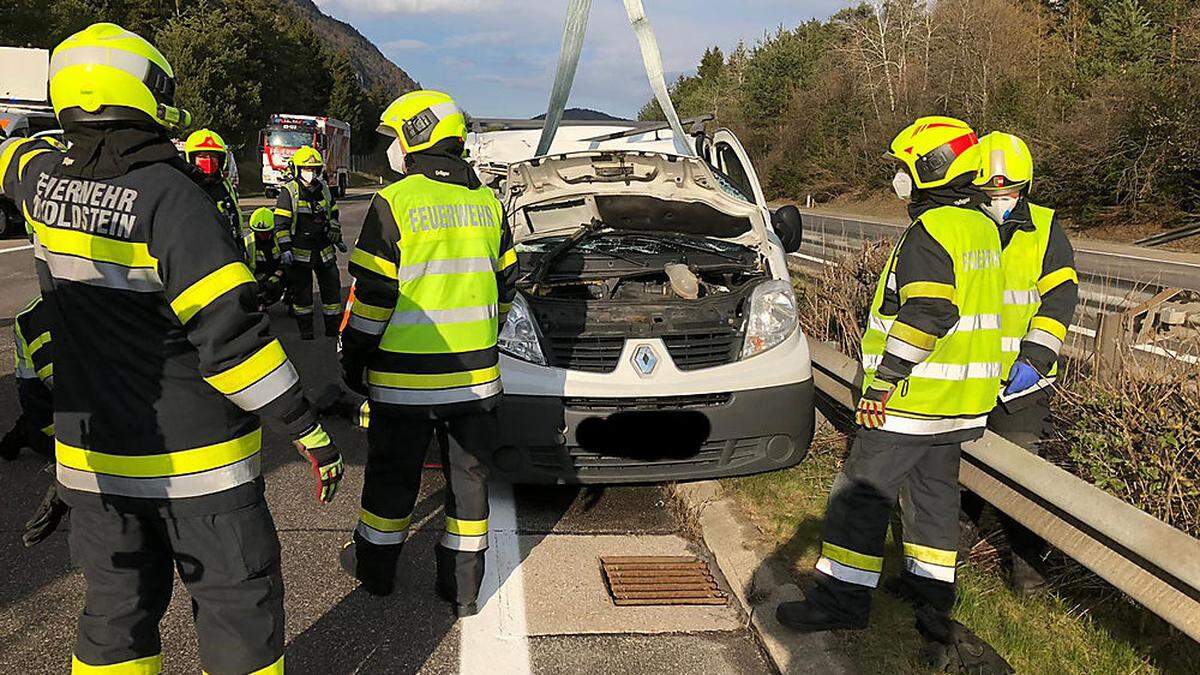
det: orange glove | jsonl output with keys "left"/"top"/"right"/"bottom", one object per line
{"left": 294, "top": 424, "right": 344, "bottom": 504}
{"left": 856, "top": 381, "right": 896, "bottom": 429}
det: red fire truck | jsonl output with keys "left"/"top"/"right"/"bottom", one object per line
{"left": 259, "top": 114, "right": 351, "bottom": 197}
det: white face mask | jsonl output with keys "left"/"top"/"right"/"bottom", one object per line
{"left": 892, "top": 170, "right": 913, "bottom": 201}
{"left": 299, "top": 168, "right": 318, "bottom": 185}
{"left": 982, "top": 194, "right": 1020, "bottom": 224}
{"left": 387, "top": 139, "right": 407, "bottom": 175}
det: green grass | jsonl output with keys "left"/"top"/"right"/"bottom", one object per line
{"left": 723, "top": 427, "right": 1199, "bottom": 674}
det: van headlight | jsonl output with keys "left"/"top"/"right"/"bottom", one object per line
{"left": 741, "top": 280, "right": 798, "bottom": 358}
{"left": 498, "top": 294, "right": 547, "bottom": 365}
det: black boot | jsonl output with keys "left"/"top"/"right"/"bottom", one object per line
{"left": 1009, "top": 554, "right": 1048, "bottom": 596}
{"left": 296, "top": 313, "right": 315, "bottom": 341}
{"left": 775, "top": 598, "right": 869, "bottom": 632}
{"left": 324, "top": 313, "right": 341, "bottom": 337}
{"left": 339, "top": 540, "right": 399, "bottom": 597}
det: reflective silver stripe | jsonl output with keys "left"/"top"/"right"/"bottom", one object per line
{"left": 44, "top": 375, "right": 55, "bottom": 391}
{"left": 862, "top": 354, "right": 883, "bottom": 371}
{"left": 429, "top": 101, "right": 463, "bottom": 122}
{"left": 226, "top": 361, "right": 299, "bottom": 411}
{"left": 1004, "top": 289, "right": 1040, "bottom": 305}
{"left": 441, "top": 532, "right": 489, "bottom": 552}
{"left": 321, "top": 303, "right": 342, "bottom": 316}
{"left": 953, "top": 314, "right": 1000, "bottom": 332}
{"left": 885, "top": 336, "right": 931, "bottom": 362}
{"left": 868, "top": 315, "right": 894, "bottom": 334}
{"left": 398, "top": 257, "right": 495, "bottom": 281}
{"left": 815, "top": 556, "right": 879, "bottom": 588}
{"left": 49, "top": 44, "right": 151, "bottom": 81}
{"left": 293, "top": 249, "right": 312, "bottom": 263}
{"left": 880, "top": 413, "right": 988, "bottom": 436}
{"left": 885, "top": 271, "right": 897, "bottom": 292}
{"left": 348, "top": 314, "right": 387, "bottom": 335}
{"left": 1024, "top": 328, "right": 1064, "bottom": 354}
{"left": 356, "top": 521, "right": 409, "bottom": 546}
{"left": 1002, "top": 337, "right": 1022, "bottom": 353}
{"left": 910, "top": 361, "right": 1002, "bottom": 380}
{"left": 905, "top": 556, "right": 956, "bottom": 583}
{"left": 15, "top": 363, "right": 36, "bottom": 379}
{"left": 57, "top": 453, "right": 260, "bottom": 499}
{"left": 369, "top": 379, "right": 503, "bottom": 406}
{"left": 37, "top": 246, "right": 162, "bottom": 292}
{"left": 293, "top": 305, "right": 314, "bottom": 315}
{"left": 390, "top": 304, "right": 497, "bottom": 326}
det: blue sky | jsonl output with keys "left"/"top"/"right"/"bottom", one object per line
{"left": 315, "top": 0, "right": 844, "bottom": 119}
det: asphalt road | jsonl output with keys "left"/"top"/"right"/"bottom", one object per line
{"left": 0, "top": 187, "right": 771, "bottom": 673}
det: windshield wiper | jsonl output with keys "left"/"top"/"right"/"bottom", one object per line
{"left": 622, "top": 233, "right": 745, "bottom": 263}
{"left": 529, "top": 218, "right": 607, "bottom": 286}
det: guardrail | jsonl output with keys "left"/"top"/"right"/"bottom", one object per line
{"left": 806, "top": 338, "right": 1200, "bottom": 642}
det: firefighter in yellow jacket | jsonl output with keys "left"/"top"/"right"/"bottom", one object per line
{"left": 337, "top": 90, "right": 518, "bottom": 617}
{"left": 0, "top": 23, "right": 344, "bottom": 673}
{"left": 274, "top": 146, "right": 343, "bottom": 339}
{"left": 961, "top": 132, "right": 1078, "bottom": 594}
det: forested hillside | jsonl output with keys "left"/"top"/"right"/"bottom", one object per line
{"left": 0, "top": 0, "right": 418, "bottom": 160}
{"left": 644, "top": 0, "right": 1199, "bottom": 230}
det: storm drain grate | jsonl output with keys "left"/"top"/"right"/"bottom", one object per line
{"left": 600, "top": 556, "right": 728, "bottom": 606}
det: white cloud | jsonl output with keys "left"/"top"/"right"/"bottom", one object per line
{"left": 383, "top": 38, "right": 430, "bottom": 50}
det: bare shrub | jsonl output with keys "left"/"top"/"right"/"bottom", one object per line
{"left": 1045, "top": 350, "right": 1200, "bottom": 538}
{"left": 793, "top": 239, "right": 893, "bottom": 359}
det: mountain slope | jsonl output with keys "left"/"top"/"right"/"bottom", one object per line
{"left": 285, "top": 0, "right": 419, "bottom": 93}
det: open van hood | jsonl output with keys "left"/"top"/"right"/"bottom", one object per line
{"left": 504, "top": 151, "right": 767, "bottom": 246}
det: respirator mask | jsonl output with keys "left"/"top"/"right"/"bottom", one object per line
{"left": 892, "top": 170, "right": 913, "bottom": 201}
{"left": 298, "top": 168, "right": 319, "bottom": 186}
{"left": 387, "top": 138, "right": 407, "bottom": 175}
{"left": 982, "top": 193, "right": 1020, "bottom": 224}
{"left": 193, "top": 153, "right": 222, "bottom": 181}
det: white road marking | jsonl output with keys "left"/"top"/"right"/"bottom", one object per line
{"left": 459, "top": 481, "right": 531, "bottom": 675}
{"left": 0, "top": 244, "right": 33, "bottom": 255}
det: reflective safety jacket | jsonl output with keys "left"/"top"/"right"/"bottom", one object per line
{"left": 0, "top": 135, "right": 317, "bottom": 516}
{"left": 13, "top": 295, "right": 55, "bottom": 444}
{"left": 997, "top": 199, "right": 1078, "bottom": 397}
{"left": 860, "top": 204, "right": 1004, "bottom": 440}
{"left": 199, "top": 177, "right": 254, "bottom": 270}
{"left": 342, "top": 155, "right": 517, "bottom": 414}
{"left": 274, "top": 179, "right": 340, "bottom": 265}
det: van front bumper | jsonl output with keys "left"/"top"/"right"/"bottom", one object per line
{"left": 491, "top": 380, "right": 814, "bottom": 484}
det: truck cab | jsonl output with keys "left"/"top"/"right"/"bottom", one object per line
{"left": 259, "top": 114, "right": 351, "bottom": 198}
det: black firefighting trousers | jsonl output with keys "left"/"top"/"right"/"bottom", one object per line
{"left": 68, "top": 500, "right": 284, "bottom": 674}
{"left": 352, "top": 409, "right": 497, "bottom": 605}
{"left": 808, "top": 433, "right": 961, "bottom": 622}
{"left": 287, "top": 257, "right": 342, "bottom": 335}
{"left": 962, "top": 390, "right": 1052, "bottom": 563}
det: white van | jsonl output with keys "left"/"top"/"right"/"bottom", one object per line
{"left": 466, "top": 119, "right": 814, "bottom": 483}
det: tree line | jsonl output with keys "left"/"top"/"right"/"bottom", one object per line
{"left": 642, "top": 0, "right": 1200, "bottom": 230}
{"left": 1, "top": 0, "right": 407, "bottom": 172}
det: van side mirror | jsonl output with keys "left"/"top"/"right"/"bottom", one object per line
{"left": 771, "top": 205, "right": 803, "bottom": 253}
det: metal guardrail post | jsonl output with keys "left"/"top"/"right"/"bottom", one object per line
{"left": 807, "top": 338, "right": 1200, "bottom": 641}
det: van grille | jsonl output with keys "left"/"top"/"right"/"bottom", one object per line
{"left": 544, "top": 329, "right": 741, "bottom": 373}
{"left": 663, "top": 330, "right": 741, "bottom": 370}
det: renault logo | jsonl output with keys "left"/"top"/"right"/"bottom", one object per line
{"left": 632, "top": 344, "right": 659, "bottom": 377}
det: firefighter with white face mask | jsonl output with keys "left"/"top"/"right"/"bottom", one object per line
{"left": 961, "top": 131, "right": 1078, "bottom": 594}
{"left": 778, "top": 116, "right": 1014, "bottom": 673}
{"left": 274, "top": 145, "right": 343, "bottom": 339}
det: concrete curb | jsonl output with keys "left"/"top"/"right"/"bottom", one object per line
{"left": 672, "top": 481, "right": 853, "bottom": 675}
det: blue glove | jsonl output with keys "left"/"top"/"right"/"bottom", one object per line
{"left": 1004, "top": 361, "right": 1041, "bottom": 396}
